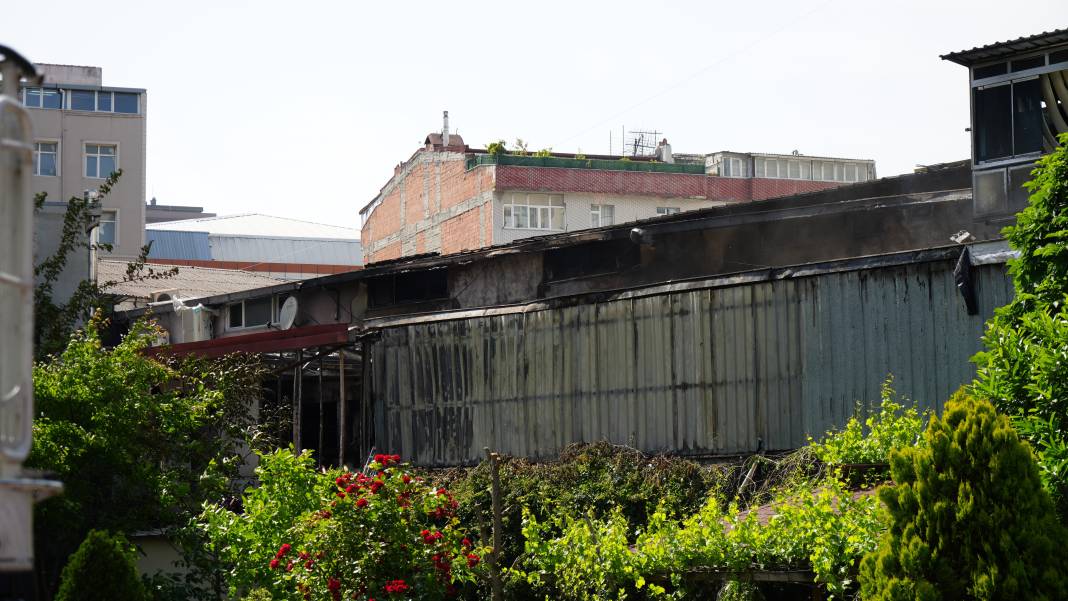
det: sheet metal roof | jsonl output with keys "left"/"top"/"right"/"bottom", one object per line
{"left": 941, "top": 28, "right": 1068, "bottom": 66}
{"left": 147, "top": 213, "right": 360, "bottom": 241}
{"left": 98, "top": 260, "right": 283, "bottom": 300}
{"left": 146, "top": 230, "right": 211, "bottom": 260}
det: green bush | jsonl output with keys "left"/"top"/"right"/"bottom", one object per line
{"left": 972, "top": 133, "right": 1068, "bottom": 515}
{"left": 55, "top": 530, "right": 147, "bottom": 601}
{"left": 859, "top": 392, "right": 1068, "bottom": 600}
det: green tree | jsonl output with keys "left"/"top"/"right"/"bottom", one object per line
{"left": 972, "top": 133, "right": 1068, "bottom": 514}
{"left": 33, "top": 171, "right": 176, "bottom": 358}
{"left": 30, "top": 316, "right": 270, "bottom": 598}
{"left": 859, "top": 392, "right": 1068, "bottom": 600}
{"left": 55, "top": 530, "right": 148, "bottom": 601}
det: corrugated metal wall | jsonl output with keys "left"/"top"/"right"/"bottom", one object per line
{"left": 209, "top": 236, "right": 362, "bottom": 265}
{"left": 370, "top": 259, "right": 1014, "bottom": 465}
{"left": 146, "top": 230, "right": 211, "bottom": 260}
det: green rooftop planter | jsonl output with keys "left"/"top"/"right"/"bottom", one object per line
{"left": 465, "top": 153, "right": 706, "bottom": 174}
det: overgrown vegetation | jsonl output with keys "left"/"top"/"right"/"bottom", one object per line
{"left": 31, "top": 317, "right": 270, "bottom": 599}
{"left": 972, "top": 132, "right": 1068, "bottom": 517}
{"left": 859, "top": 392, "right": 1068, "bottom": 599}
{"left": 33, "top": 171, "right": 176, "bottom": 358}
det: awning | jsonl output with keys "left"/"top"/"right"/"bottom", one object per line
{"left": 148, "top": 323, "right": 350, "bottom": 358}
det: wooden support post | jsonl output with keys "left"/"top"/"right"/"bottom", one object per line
{"left": 338, "top": 348, "right": 347, "bottom": 467}
{"left": 483, "top": 447, "right": 504, "bottom": 601}
{"left": 292, "top": 350, "right": 302, "bottom": 451}
{"left": 318, "top": 354, "right": 324, "bottom": 467}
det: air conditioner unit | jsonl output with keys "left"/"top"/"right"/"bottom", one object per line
{"left": 175, "top": 303, "right": 214, "bottom": 343}
{"left": 150, "top": 288, "right": 180, "bottom": 303}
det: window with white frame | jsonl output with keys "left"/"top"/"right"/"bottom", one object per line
{"left": 97, "top": 210, "right": 117, "bottom": 246}
{"left": 228, "top": 297, "right": 274, "bottom": 329}
{"left": 503, "top": 193, "right": 565, "bottom": 230}
{"left": 724, "top": 156, "right": 745, "bottom": 178}
{"left": 33, "top": 142, "right": 58, "bottom": 176}
{"left": 656, "top": 207, "right": 681, "bottom": 215}
{"left": 590, "top": 204, "right": 615, "bottom": 227}
{"left": 85, "top": 144, "right": 117, "bottom": 179}
{"left": 22, "top": 87, "right": 62, "bottom": 109}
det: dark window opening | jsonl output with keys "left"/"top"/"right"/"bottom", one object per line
{"left": 974, "top": 84, "right": 1012, "bottom": 162}
{"left": 368, "top": 269, "right": 449, "bottom": 308}
{"left": 545, "top": 238, "right": 641, "bottom": 282}
{"left": 228, "top": 302, "right": 243, "bottom": 328}
{"left": 1013, "top": 78, "right": 1044, "bottom": 155}
{"left": 1011, "top": 55, "right": 1045, "bottom": 72}
{"left": 974, "top": 62, "right": 1007, "bottom": 79}
{"left": 1052, "top": 49, "right": 1068, "bottom": 65}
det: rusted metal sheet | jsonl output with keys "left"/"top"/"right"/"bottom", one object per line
{"left": 369, "top": 258, "right": 1014, "bottom": 466}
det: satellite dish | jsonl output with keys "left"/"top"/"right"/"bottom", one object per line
{"left": 278, "top": 296, "right": 298, "bottom": 330}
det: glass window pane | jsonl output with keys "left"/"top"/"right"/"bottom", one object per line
{"left": 99, "top": 155, "right": 116, "bottom": 177}
{"left": 754, "top": 158, "right": 764, "bottom": 177}
{"left": 229, "top": 303, "right": 243, "bottom": 328}
{"left": 114, "top": 92, "right": 138, "bottom": 114}
{"left": 503, "top": 205, "right": 513, "bottom": 227}
{"left": 86, "top": 156, "right": 97, "bottom": 178}
{"left": 590, "top": 207, "right": 601, "bottom": 227}
{"left": 245, "top": 298, "right": 272, "bottom": 326}
{"left": 100, "top": 146, "right": 115, "bottom": 156}
{"left": 71, "top": 90, "right": 96, "bottom": 111}
{"left": 551, "top": 208, "right": 564, "bottom": 230}
{"left": 974, "top": 84, "right": 1012, "bottom": 162}
{"left": 515, "top": 207, "right": 529, "bottom": 228}
{"left": 766, "top": 160, "right": 777, "bottom": 178}
{"left": 42, "top": 89, "right": 62, "bottom": 109}
{"left": 39, "top": 152, "right": 57, "bottom": 176}
{"left": 1012, "top": 78, "right": 1043, "bottom": 155}
{"left": 25, "top": 88, "right": 42, "bottom": 107}
{"left": 788, "top": 161, "right": 801, "bottom": 179}
{"left": 98, "top": 220, "right": 116, "bottom": 246}
{"left": 97, "top": 92, "right": 112, "bottom": 112}
{"left": 602, "top": 205, "right": 614, "bottom": 226}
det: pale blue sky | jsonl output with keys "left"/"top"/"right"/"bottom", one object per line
{"left": 5, "top": 1, "right": 1065, "bottom": 228}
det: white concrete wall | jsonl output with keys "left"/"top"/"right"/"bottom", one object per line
{"left": 492, "top": 191, "right": 727, "bottom": 246}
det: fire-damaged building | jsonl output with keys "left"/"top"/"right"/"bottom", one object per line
{"left": 113, "top": 29, "right": 1068, "bottom": 468}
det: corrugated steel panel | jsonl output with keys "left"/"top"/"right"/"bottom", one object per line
{"left": 208, "top": 235, "right": 362, "bottom": 265}
{"left": 146, "top": 230, "right": 211, "bottom": 260}
{"left": 370, "top": 259, "right": 1015, "bottom": 466}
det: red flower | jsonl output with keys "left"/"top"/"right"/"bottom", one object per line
{"left": 467, "top": 553, "right": 480, "bottom": 567}
{"left": 336, "top": 491, "right": 346, "bottom": 499}
{"left": 304, "top": 560, "right": 314, "bottom": 570}
{"left": 391, "top": 454, "right": 401, "bottom": 463}
{"left": 402, "top": 474, "right": 411, "bottom": 484}
{"left": 356, "top": 497, "right": 368, "bottom": 508}
{"left": 384, "top": 579, "right": 409, "bottom": 594}
{"left": 269, "top": 558, "right": 280, "bottom": 569}
{"left": 327, "top": 577, "right": 341, "bottom": 591}
{"left": 370, "top": 481, "right": 383, "bottom": 494}
{"left": 276, "top": 543, "right": 292, "bottom": 558}
{"left": 299, "top": 550, "right": 309, "bottom": 560}
{"left": 461, "top": 538, "right": 471, "bottom": 548}
{"left": 420, "top": 529, "right": 430, "bottom": 537}
{"left": 335, "top": 476, "right": 345, "bottom": 487}
{"left": 436, "top": 487, "right": 447, "bottom": 495}
{"left": 345, "top": 484, "right": 356, "bottom": 493}
{"left": 285, "top": 560, "right": 295, "bottom": 572}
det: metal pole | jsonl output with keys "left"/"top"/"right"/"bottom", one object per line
{"left": 338, "top": 348, "right": 347, "bottom": 467}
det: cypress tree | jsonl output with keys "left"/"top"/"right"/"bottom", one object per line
{"left": 859, "top": 392, "right": 1067, "bottom": 600}
{"left": 55, "top": 530, "right": 148, "bottom": 601}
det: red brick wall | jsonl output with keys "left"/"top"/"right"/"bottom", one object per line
{"left": 374, "top": 242, "right": 402, "bottom": 262}
{"left": 362, "top": 153, "right": 493, "bottom": 264}
{"left": 440, "top": 208, "right": 482, "bottom": 255}
{"left": 495, "top": 166, "right": 841, "bottom": 202}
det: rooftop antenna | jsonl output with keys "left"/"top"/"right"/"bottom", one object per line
{"left": 624, "top": 128, "right": 661, "bottom": 157}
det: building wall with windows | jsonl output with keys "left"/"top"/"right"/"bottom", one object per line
{"left": 361, "top": 130, "right": 869, "bottom": 264}
{"left": 27, "top": 64, "right": 147, "bottom": 262}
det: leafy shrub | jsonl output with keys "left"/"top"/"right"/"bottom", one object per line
{"left": 534, "top": 148, "right": 552, "bottom": 157}
{"left": 486, "top": 140, "right": 506, "bottom": 155}
{"left": 859, "top": 392, "right": 1068, "bottom": 600}
{"left": 809, "top": 378, "right": 928, "bottom": 484}
{"left": 442, "top": 442, "right": 728, "bottom": 579}
{"left": 518, "top": 476, "right": 881, "bottom": 600}
{"left": 55, "top": 530, "right": 147, "bottom": 601}
{"left": 972, "top": 133, "right": 1068, "bottom": 516}
{"left": 202, "top": 450, "right": 481, "bottom": 600}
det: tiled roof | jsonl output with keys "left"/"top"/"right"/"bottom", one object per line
{"left": 941, "top": 28, "right": 1068, "bottom": 66}
{"left": 98, "top": 260, "right": 283, "bottom": 301}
